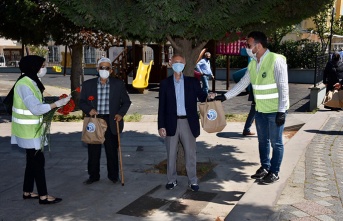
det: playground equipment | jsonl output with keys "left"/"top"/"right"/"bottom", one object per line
{"left": 132, "top": 60, "right": 153, "bottom": 90}
{"left": 52, "top": 65, "right": 62, "bottom": 72}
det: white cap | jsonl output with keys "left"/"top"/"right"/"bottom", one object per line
{"left": 97, "top": 57, "right": 112, "bottom": 66}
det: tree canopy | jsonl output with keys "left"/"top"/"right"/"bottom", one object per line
{"left": 50, "top": 0, "right": 334, "bottom": 75}
{"left": 51, "top": 0, "right": 334, "bottom": 41}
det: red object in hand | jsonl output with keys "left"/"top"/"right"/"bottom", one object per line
{"left": 57, "top": 94, "right": 75, "bottom": 115}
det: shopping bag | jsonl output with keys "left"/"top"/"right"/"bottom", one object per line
{"left": 81, "top": 116, "right": 108, "bottom": 144}
{"left": 322, "top": 90, "right": 343, "bottom": 108}
{"left": 198, "top": 99, "right": 227, "bottom": 133}
{"left": 194, "top": 70, "right": 201, "bottom": 80}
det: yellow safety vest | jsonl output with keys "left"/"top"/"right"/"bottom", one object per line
{"left": 248, "top": 52, "right": 288, "bottom": 113}
{"left": 11, "top": 77, "right": 43, "bottom": 139}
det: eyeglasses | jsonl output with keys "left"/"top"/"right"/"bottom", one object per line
{"left": 99, "top": 66, "right": 111, "bottom": 70}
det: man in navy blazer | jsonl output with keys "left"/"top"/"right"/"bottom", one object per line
{"left": 158, "top": 54, "right": 208, "bottom": 192}
{"left": 79, "top": 57, "right": 131, "bottom": 185}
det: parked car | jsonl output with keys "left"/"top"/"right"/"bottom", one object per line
{"left": 7, "top": 60, "right": 19, "bottom": 67}
{"left": 0, "top": 55, "right": 6, "bottom": 67}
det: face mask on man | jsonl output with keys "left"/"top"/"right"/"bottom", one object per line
{"left": 99, "top": 70, "right": 110, "bottom": 79}
{"left": 246, "top": 45, "right": 258, "bottom": 59}
{"left": 37, "top": 67, "right": 47, "bottom": 78}
{"left": 172, "top": 63, "right": 185, "bottom": 74}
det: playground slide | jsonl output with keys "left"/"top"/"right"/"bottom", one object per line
{"left": 132, "top": 60, "right": 153, "bottom": 89}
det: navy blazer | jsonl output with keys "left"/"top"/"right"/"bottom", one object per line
{"left": 79, "top": 77, "right": 131, "bottom": 135}
{"left": 158, "top": 75, "right": 207, "bottom": 138}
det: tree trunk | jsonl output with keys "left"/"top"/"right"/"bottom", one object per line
{"left": 167, "top": 37, "right": 208, "bottom": 77}
{"left": 70, "top": 44, "right": 83, "bottom": 110}
{"left": 166, "top": 37, "right": 208, "bottom": 173}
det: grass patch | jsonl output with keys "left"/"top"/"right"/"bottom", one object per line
{"left": 51, "top": 111, "right": 142, "bottom": 122}
{"left": 52, "top": 111, "right": 83, "bottom": 122}
{"left": 225, "top": 113, "right": 248, "bottom": 122}
{"left": 124, "top": 112, "right": 142, "bottom": 122}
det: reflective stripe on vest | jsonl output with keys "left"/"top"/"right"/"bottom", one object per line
{"left": 12, "top": 106, "right": 34, "bottom": 115}
{"left": 12, "top": 116, "right": 42, "bottom": 124}
{"left": 253, "top": 83, "right": 279, "bottom": 99}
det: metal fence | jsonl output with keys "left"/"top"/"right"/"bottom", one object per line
{"left": 314, "top": 54, "right": 329, "bottom": 87}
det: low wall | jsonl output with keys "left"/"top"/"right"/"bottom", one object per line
{"left": 0, "top": 67, "right": 316, "bottom": 84}
{"left": 214, "top": 68, "right": 315, "bottom": 84}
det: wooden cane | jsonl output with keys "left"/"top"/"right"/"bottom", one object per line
{"left": 116, "top": 120, "right": 124, "bottom": 186}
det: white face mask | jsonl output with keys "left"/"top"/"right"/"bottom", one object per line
{"left": 99, "top": 70, "right": 110, "bottom": 79}
{"left": 37, "top": 67, "right": 47, "bottom": 78}
{"left": 246, "top": 48, "right": 257, "bottom": 59}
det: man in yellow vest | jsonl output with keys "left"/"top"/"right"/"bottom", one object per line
{"left": 214, "top": 31, "right": 289, "bottom": 184}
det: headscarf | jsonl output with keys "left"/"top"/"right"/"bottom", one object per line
{"left": 3, "top": 55, "right": 46, "bottom": 114}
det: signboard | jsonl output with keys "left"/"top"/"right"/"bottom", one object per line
{"left": 216, "top": 39, "right": 247, "bottom": 56}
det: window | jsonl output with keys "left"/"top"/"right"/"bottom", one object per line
{"left": 84, "top": 46, "right": 96, "bottom": 64}
{"left": 48, "top": 46, "right": 60, "bottom": 62}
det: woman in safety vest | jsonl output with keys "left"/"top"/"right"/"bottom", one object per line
{"left": 8, "top": 55, "right": 70, "bottom": 204}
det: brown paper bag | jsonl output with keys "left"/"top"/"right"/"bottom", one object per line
{"left": 81, "top": 116, "right": 108, "bottom": 144}
{"left": 198, "top": 100, "right": 227, "bottom": 133}
{"left": 322, "top": 90, "right": 343, "bottom": 108}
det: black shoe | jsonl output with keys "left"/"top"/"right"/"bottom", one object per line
{"left": 243, "top": 131, "right": 255, "bottom": 136}
{"left": 39, "top": 196, "right": 62, "bottom": 205}
{"left": 260, "top": 172, "right": 279, "bottom": 184}
{"left": 189, "top": 184, "right": 199, "bottom": 192}
{"left": 109, "top": 178, "right": 118, "bottom": 184}
{"left": 165, "top": 181, "right": 178, "bottom": 190}
{"left": 83, "top": 178, "right": 99, "bottom": 185}
{"left": 251, "top": 167, "right": 268, "bottom": 179}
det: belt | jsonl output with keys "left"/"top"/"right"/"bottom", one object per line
{"left": 97, "top": 114, "right": 109, "bottom": 118}
{"left": 177, "top": 115, "right": 187, "bottom": 119}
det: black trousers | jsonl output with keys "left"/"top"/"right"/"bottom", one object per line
{"left": 23, "top": 149, "right": 48, "bottom": 196}
{"left": 87, "top": 116, "right": 119, "bottom": 181}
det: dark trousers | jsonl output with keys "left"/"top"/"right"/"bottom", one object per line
{"left": 243, "top": 102, "right": 256, "bottom": 132}
{"left": 87, "top": 117, "right": 119, "bottom": 181}
{"left": 23, "top": 149, "right": 48, "bottom": 196}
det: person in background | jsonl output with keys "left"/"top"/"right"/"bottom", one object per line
{"left": 79, "top": 57, "right": 131, "bottom": 185}
{"left": 158, "top": 54, "right": 211, "bottom": 192}
{"left": 8, "top": 55, "right": 70, "bottom": 204}
{"left": 212, "top": 31, "right": 289, "bottom": 184}
{"left": 243, "top": 85, "right": 256, "bottom": 136}
{"left": 196, "top": 52, "right": 214, "bottom": 94}
{"left": 323, "top": 52, "right": 343, "bottom": 111}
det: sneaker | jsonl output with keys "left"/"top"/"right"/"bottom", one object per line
{"left": 251, "top": 167, "right": 268, "bottom": 179}
{"left": 260, "top": 172, "right": 279, "bottom": 184}
{"left": 189, "top": 184, "right": 199, "bottom": 192}
{"left": 166, "top": 181, "right": 178, "bottom": 190}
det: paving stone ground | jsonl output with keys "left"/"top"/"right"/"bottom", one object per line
{"left": 272, "top": 116, "right": 343, "bottom": 221}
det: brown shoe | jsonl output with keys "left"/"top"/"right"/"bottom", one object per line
{"left": 243, "top": 131, "right": 255, "bottom": 136}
